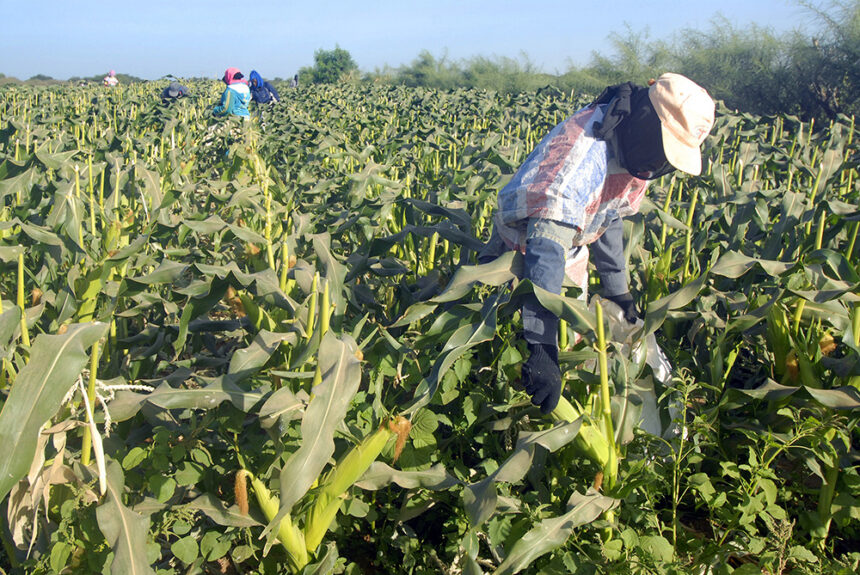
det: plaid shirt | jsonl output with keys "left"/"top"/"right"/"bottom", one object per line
{"left": 495, "top": 105, "right": 649, "bottom": 266}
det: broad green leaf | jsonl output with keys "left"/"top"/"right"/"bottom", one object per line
{"left": 494, "top": 490, "right": 618, "bottom": 575}
{"left": 145, "top": 378, "right": 265, "bottom": 413}
{"left": 0, "top": 245, "right": 25, "bottom": 263}
{"left": 228, "top": 330, "right": 296, "bottom": 379}
{"left": 0, "top": 307, "right": 21, "bottom": 354}
{"left": 271, "top": 332, "right": 362, "bottom": 531}
{"left": 200, "top": 531, "right": 231, "bottom": 562}
{"left": 96, "top": 460, "right": 156, "bottom": 575}
{"left": 710, "top": 251, "right": 795, "bottom": 278}
{"left": 431, "top": 251, "right": 518, "bottom": 303}
{"left": 639, "top": 535, "right": 675, "bottom": 562}
{"left": 170, "top": 535, "right": 199, "bottom": 565}
{"left": 50, "top": 541, "right": 73, "bottom": 573}
{"left": 302, "top": 542, "right": 339, "bottom": 575}
{"left": 186, "top": 493, "right": 262, "bottom": 528}
{"left": 404, "top": 293, "right": 502, "bottom": 414}
{"left": 0, "top": 322, "right": 106, "bottom": 500}
{"left": 355, "top": 462, "right": 459, "bottom": 490}
{"left": 464, "top": 421, "right": 583, "bottom": 526}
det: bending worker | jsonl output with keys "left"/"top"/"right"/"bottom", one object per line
{"left": 249, "top": 70, "right": 281, "bottom": 104}
{"left": 161, "top": 81, "right": 189, "bottom": 103}
{"left": 212, "top": 68, "right": 251, "bottom": 118}
{"left": 479, "top": 73, "right": 716, "bottom": 414}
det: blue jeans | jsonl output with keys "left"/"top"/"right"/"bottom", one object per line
{"left": 479, "top": 219, "right": 578, "bottom": 346}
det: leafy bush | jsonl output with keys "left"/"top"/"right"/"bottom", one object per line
{"left": 299, "top": 45, "right": 359, "bottom": 85}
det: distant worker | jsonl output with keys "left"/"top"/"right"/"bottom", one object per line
{"left": 103, "top": 70, "right": 119, "bottom": 87}
{"left": 212, "top": 68, "right": 251, "bottom": 118}
{"left": 249, "top": 70, "right": 280, "bottom": 104}
{"left": 289, "top": 74, "right": 298, "bottom": 88}
{"left": 161, "top": 81, "right": 189, "bottom": 103}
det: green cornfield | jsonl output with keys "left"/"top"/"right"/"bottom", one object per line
{"left": 0, "top": 79, "right": 858, "bottom": 574}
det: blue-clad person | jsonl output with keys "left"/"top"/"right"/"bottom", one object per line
{"left": 212, "top": 68, "right": 251, "bottom": 118}
{"left": 249, "top": 70, "right": 281, "bottom": 104}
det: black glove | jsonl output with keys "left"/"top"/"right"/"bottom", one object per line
{"left": 605, "top": 292, "right": 639, "bottom": 324}
{"left": 522, "top": 342, "right": 562, "bottom": 414}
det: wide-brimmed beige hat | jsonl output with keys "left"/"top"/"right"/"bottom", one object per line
{"left": 648, "top": 73, "right": 715, "bottom": 176}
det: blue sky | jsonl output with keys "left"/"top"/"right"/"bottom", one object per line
{"left": 2, "top": 0, "right": 813, "bottom": 80}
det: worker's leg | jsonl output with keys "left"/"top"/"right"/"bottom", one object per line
{"left": 520, "top": 218, "right": 579, "bottom": 412}
{"left": 522, "top": 219, "right": 578, "bottom": 346}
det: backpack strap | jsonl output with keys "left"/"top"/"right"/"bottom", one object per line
{"left": 592, "top": 82, "right": 644, "bottom": 142}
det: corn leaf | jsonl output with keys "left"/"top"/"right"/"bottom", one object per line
{"left": 145, "top": 377, "right": 265, "bottom": 412}
{"left": 431, "top": 251, "right": 518, "bottom": 304}
{"left": 494, "top": 490, "right": 618, "bottom": 575}
{"left": 228, "top": 330, "right": 297, "bottom": 380}
{"left": 0, "top": 322, "right": 106, "bottom": 500}
{"left": 710, "top": 251, "right": 796, "bottom": 279}
{"left": 96, "top": 460, "right": 156, "bottom": 575}
{"left": 269, "top": 332, "right": 362, "bottom": 533}
{"left": 186, "top": 493, "right": 263, "bottom": 528}
{"left": 508, "top": 281, "right": 596, "bottom": 337}
{"left": 0, "top": 307, "right": 21, "bottom": 354}
{"left": 302, "top": 542, "right": 339, "bottom": 575}
{"left": 0, "top": 166, "right": 37, "bottom": 203}
{"left": 355, "top": 462, "right": 458, "bottom": 491}
{"left": 724, "top": 379, "right": 860, "bottom": 410}
{"left": 464, "top": 420, "right": 583, "bottom": 526}
{"left": 404, "top": 293, "right": 502, "bottom": 414}
{"left": 642, "top": 274, "right": 709, "bottom": 337}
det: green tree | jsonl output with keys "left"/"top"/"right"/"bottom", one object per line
{"left": 787, "top": 0, "right": 860, "bottom": 118}
{"left": 587, "top": 24, "right": 672, "bottom": 84}
{"left": 671, "top": 17, "right": 798, "bottom": 116}
{"left": 301, "top": 45, "right": 358, "bottom": 84}
{"left": 397, "top": 50, "right": 461, "bottom": 90}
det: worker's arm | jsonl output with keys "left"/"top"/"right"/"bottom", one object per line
{"left": 212, "top": 89, "right": 232, "bottom": 116}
